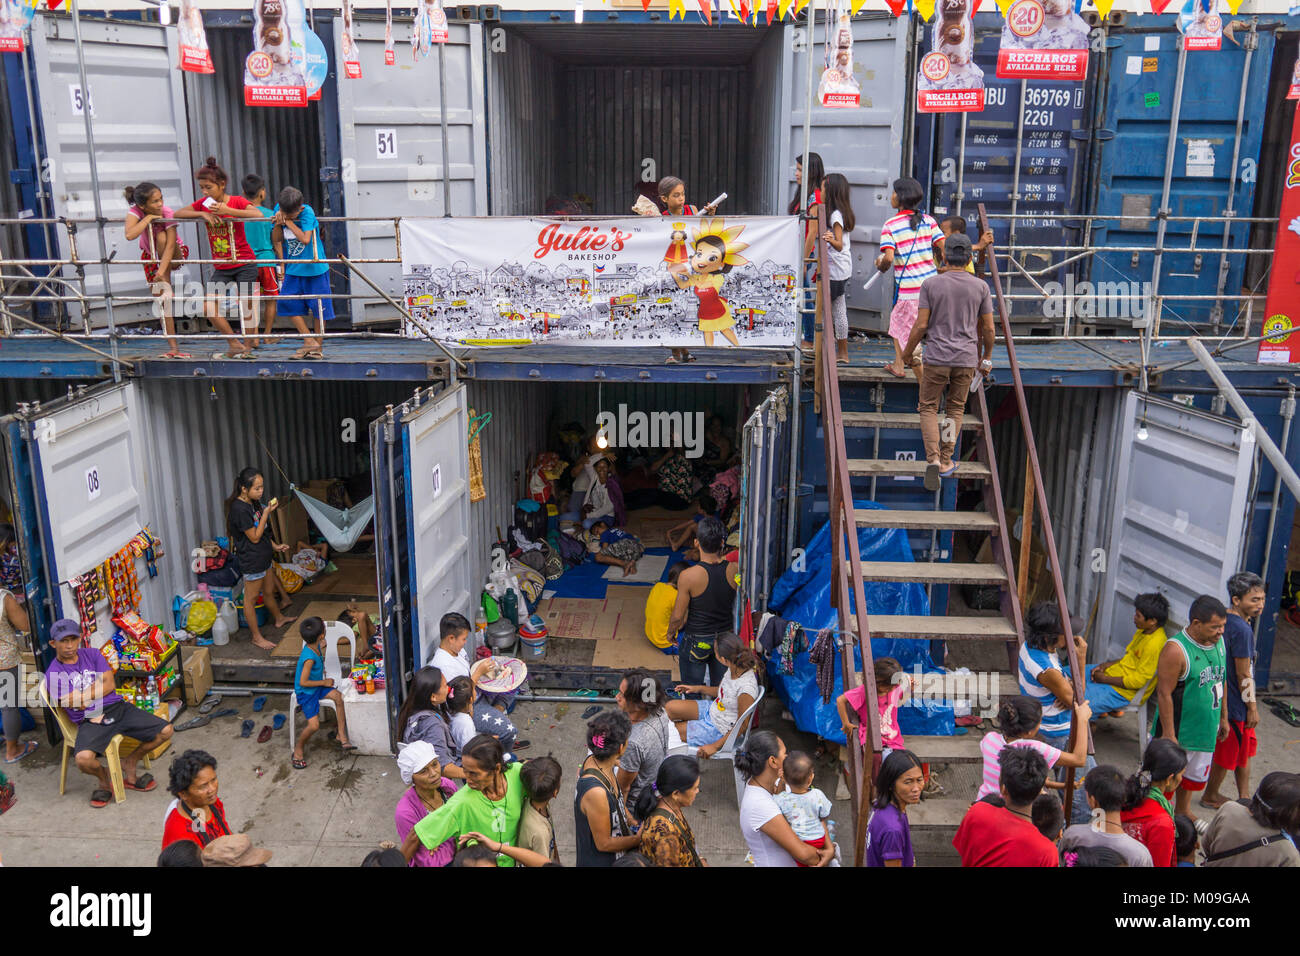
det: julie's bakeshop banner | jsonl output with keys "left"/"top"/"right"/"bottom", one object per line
{"left": 400, "top": 217, "right": 799, "bottom": 347}
{"left": 1258, "top": 107, "right": 1300, "bottom": 364}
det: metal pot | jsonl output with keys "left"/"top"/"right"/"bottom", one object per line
{"left": 485, "top": 618, "right": 518, "bottom": 652}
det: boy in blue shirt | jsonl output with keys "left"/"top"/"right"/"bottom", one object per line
{"left": 272, "top": 186, "right": 330, "bottom": 360}
{"left": 241, "top": 174, "right": 279, "bottom": 345}
{"left": 293, "top": 616, "right": 354, "bottom": 769}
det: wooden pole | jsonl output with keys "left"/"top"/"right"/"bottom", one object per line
{"left": 1016, "top": 454, "right": 1035, "bottom": 610}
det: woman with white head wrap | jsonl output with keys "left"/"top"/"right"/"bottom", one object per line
{"left": 393, "top": 740, "right": 461, "bottom": 867}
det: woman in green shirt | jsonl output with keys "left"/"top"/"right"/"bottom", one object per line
{"left": 400, "top": 735, "right": 527, "bottom": 867}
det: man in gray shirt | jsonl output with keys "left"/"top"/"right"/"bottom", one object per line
{"left": 901, "top": 233, "right": 995, "bottom": 491}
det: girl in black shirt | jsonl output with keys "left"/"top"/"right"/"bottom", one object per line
{"left": 225, "top": 467, "right": 296, "bottom": 650}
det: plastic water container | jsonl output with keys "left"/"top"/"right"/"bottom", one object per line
{"left": 519, "top": 630, "right": 547, "bottom": 661}
{"left": 211, "top": 616, "right": 231, "bottom": 647}
{"left": 217, "top": 600, "right": 238, "bottom": 635}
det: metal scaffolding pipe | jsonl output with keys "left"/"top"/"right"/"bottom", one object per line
{"left": 1188, "top": 338, "right": 1300, "bottom": 502}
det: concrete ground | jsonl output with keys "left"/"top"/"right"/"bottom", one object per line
{"left": 0, "top": 692, "right": 842, "bottom": 867}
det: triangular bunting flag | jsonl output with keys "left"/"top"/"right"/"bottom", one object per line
{"left": 793, "top": 0, "right": 811, "bottom": 13}
{"left": 1224, "top": 0, "right": 1243, "bottom": 11}
{"left": 642, "top": 0, "right": 652, "bottom": 9}
{"left": 884, "top": 0, "right": 906, "bottom": 13}
{"left": 850, "top": 0, "right": 869, "bottom": 13}
{"left": 1149, "top": 0, "right": 1172, "bottom": 11}
{"left": 700, "top": 0, "right": 713, "bottom": 22}
{"left": 778, "top": 0, "right": 795, "bottom": 18}
{"left": 1094, "top": 0, "right": 1114, "bottom": 15}
{"left": 669, "top": 0, "right": 688, "bottom": 19}
{"left": 914, "top": 0, "right": 936, "bottom": 19}
{"left": 46, "top": 0, "right": 63, "bottom": 7}
{"left": 994, "top": 0, "right": 1014, "bottom": 14}
{"left": 971, "top": 0, "right": 982, "bottom": 12}
{"left": 765, "top": 0, "right": 776, "bottom": 23}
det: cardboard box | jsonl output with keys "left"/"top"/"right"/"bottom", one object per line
{"left": 182, "top": 647, "right": 213, "bottom": 706}
{"left": 541, "top": 608, "right": 624, "bottom": 640}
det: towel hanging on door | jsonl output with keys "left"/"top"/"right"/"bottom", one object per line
{"left": 293, "top": 485, "right": 375, "bottom": 553}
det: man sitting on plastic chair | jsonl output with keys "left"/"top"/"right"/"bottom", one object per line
{"left": 42, "top": 618, "right": 174, "bottom": 809}
{"left": 1086, "top": 592, "right": 1170, "bottom": 718}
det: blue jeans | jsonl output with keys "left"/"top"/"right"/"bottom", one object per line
{"left": 1042, "top": 732, "right": 1096, "bottom": 825}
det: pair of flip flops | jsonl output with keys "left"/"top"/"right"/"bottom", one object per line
{"left": 91, "top": 773, "right": 156, "bottom": 806}
{"left": 198, "top": 694, "right": 223, "bottom": 714}
{"left": 1263, "top": 697, "right": 1300, "bottom": 728}
{"left": 241, "top": 720, "right": 274, "bottom": 742}
{"left": 3, "top": 740, "right": 37, "bottom": 763}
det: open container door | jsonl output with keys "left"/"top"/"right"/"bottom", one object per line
{"left": 1098, "top": 392, "right": 1254, "bottom": 657}
{"left": 335, "top": 18, "right": 487, "bottom": 325}
{"left": 29, "top": 16, "right": 193, "bottom": 329}
{"left": 371, "top": 383, "right": 473, "bottom": 748}
{"left": 0, "top": 383, "right": 153, "bottom": 646}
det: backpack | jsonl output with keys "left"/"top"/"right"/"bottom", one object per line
{"left": 514, "top": 498, "right": 547, "bottom": 543}
{"left": 555, "top": 531, "right": 586, "bottom": 567}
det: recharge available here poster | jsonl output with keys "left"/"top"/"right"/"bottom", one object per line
{"left": 918, "top": 0, "right": 985, "bottom": 113}
{"left": 996, "top": 0, "right": 1090, "bottom": 81}
{"left": 244, "top": 0, "right": 309, "bottom": 107}
{"left": 0, "top": 0, "right": 38, "bottom": 54}
{"left": 1179, "top": 0, "right": 1223, "bottom": 51}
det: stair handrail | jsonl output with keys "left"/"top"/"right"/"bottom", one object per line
{"left": 976, "top": 204, "right": 1092, "bottom": 813}
{"left": 812, "top": 205, "right": 881, "bottom": 867}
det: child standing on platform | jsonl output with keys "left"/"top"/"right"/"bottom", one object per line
{"left": 875, "top": 177, "right": 944, "bottom": 380}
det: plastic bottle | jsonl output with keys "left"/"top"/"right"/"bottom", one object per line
{"left": 482, "top": 592, "right": 501, "bottom": 624}
{"left": 501, "top": 589, "right": 518, "bottom": 627}
{"left": 217, "top": 599, "right": 238, "bottom": 635}
{"left": 211, "top": 616, "right": 231, "bottom": 647}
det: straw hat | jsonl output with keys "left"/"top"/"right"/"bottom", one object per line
{"left": 201, "top": 834, "right": 273, "bottom": 867}
{"left": 472, "top": 656, "right": 528, "bottom": 694}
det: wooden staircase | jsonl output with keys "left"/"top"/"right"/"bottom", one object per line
{"left": 808, "top": 204, "right": 1091, "bottom": 864}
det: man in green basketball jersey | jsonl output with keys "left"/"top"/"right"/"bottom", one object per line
{"left": 1152, "top": 595, "right": 1230, "bottom": 822}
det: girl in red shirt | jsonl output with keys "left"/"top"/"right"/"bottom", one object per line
{"left": 1120, "top": 738, "right": 1188, "bottom": 867}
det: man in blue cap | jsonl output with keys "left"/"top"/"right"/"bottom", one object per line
{"left": 42, "top": 618, "right": 174, "bottom": 808}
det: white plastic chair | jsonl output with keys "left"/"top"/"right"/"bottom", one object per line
{"left": 287, "top": 621, "right": 355, "bottom": 754}
{"left": 1123, "top": 676, "right": 1157, "bottom": 760}
{"left": 669, "top": 685, "right": 765, "bottom": 807}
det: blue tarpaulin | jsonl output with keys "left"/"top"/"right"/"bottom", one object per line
{"left": 768, "top": 502, "right": 956, "bottom": 744}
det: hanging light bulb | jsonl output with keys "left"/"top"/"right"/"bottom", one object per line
{"left": 574, "top": 0, "right": 584, "bottom": 22}
{"left": 596, "top": 429, "right": 608, "bottom": 449}
{"left": 159, "top": 0, "right": 171, "bottom": 24}
{"left": 1135, "top": 422, "right": 1149, "bottom": 441}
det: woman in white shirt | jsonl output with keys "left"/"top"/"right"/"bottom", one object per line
{"left": 735, "top": 730, "right": 834, "bottom": 867}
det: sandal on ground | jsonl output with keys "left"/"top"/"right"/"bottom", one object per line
{"left": 938, "top": 462, "right": 959, "bottom": 478}
{"left": 175, "top": 714, "right": 213, "bottom": 732}
{"left": 212, "top": 350, "right": 255, "bottom": 361}
{"left": 292, "top": 348, "right": 324, "bottom": 360}
{"left": 665, "top": 356, "right": 680, "bottom": 365}
{"left": 123, "top": 773, "right": 156, "bottom": 792}
{"left": 339, "top": 742, "right": 358, "bottom": 753}
{"left": 240, "top": 719, "right": 255, "bottom": 738}
{"left": 209, "top": 708, "right": 239, "bottom": 721}
{"left": 257, "top": 725, "right": 273, "bottom": 743}
{"left": 292, "top": 757, "right": 308, "bottom": 770}
{"left": 160, "top": 351, "right": 193, "bottom": 360}
{"left": 90, "top": 789, "right": 112, "bottom": 808}
{"left": 513, "top": 740, "right": 531, "bottom": 752}
{"left": 198, "top": 694, "right": 223, "bottom": 714}
{"left": 3, "top": 740, "right": 38, "bottom": 763}
{"left": 882, "top": 364, "right": 906, "bottom": 378}
{"left": 253, "top": 695, "right": 267, "bottom": 712}
{"left": 924, "top": 462, "right": 941, "bottom": 492}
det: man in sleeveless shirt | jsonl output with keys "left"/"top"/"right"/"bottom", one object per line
{"left": 1151, "top": 594, "right": 1229, "bottom": 822}
{"left": 668, "top": 517, "right": 737, "bottom": 695}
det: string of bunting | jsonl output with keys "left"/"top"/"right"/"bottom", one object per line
{"left": 67, "top": 528, "right": 162, "bottom": 643}
{"left": 647, "top": 0, "right": 1226, "bottom": 23}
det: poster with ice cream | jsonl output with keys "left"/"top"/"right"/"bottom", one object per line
{"left": 996, "top": 0, "right": 1090, "bottom": 81}
{"left": 918, "top": 0, "right": 985, "bottom": 113}
{"left": 243, "top": 0, "right": 309, "bottom": 107}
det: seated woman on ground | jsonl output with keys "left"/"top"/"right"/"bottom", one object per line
{"left": 666, "top": 635, "right": 759, "bottom": 759}
{"left": 338, "top": 602, "right": 381, "bottom": 661}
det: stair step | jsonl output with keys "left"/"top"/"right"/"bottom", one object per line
{"left": 904, "top": 733, "right": 984, "bottom": 764}
{"left": 835, "top": 366, "right": 921, "bottom": 383}
{"left": 858, "top": 561, "right": 1007, "bottom": 585}
{"left": 907, "top": 797, "right": 979, "bottom": 829}
{"left": 856, "top": 510, "right": 999, "bottom": 531}
{"left": 842, "top": 412, "right": 981, "bottom": 430}
{"left": 856, "top": 615, "right": 1018, "bottom": 640}
{"left": 848, "top": 459, "right": 991, "bottom": 479}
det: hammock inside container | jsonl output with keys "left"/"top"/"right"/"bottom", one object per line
{"left": 293, "top": 484, "right": 375, "bottom": 553}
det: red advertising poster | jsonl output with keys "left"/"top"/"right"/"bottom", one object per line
{"left": 413, "top": 0, "right": 449, "bottom": 61}
{"left": 1258, "top": 107, "right": 1300, "bottom": 364}
{"left": 1288, "top": 56, "right": 1300, "bottom": 101}
{"left": 1179, "top": 0, "right": 1222, "bottom": 52}
{"left": 996, "top": 0, "right": 1089, "bottom": 81}
{"left": 918, "top": 0, "right": 985, "bottom": 114}
{"left": 341, "top": 0, "right": 361, "bottom": 78}
{"left": 177, "top": 0, "right": 215, "bottom": 74}
{"left": 244, "top": 0, "right": 309, "bottom": 107}
{"left": 384, "top": 0, "right": 395, "bottom": 65}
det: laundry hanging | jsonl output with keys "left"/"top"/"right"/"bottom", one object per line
{"left": 293, "top": 485, "right": 375, "bottom": 553}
